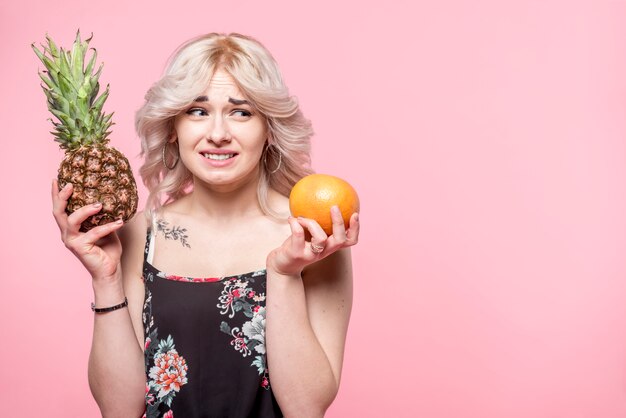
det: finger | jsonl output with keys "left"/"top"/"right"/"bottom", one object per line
{"left": 51, "top": 178, "right": 59, "bottom": 199}
{"left": 296, "top": 217, "right": 328, "bottom": 255}
{"left": 66, "top": 202, "right": 103, "bottom": 235}
{"left": 295, "top": 217, "right": 327, "bottom": 241}
{"left": 83, "top": 219, "right": 124, "bottom": 244}
{"left": 288, "top": 216, "right": 306, "bottom": 253}
{"left": 52, "top": 180, "right": 72, "bottom": 216}
{"left": 52, "top": 181, "right": 73, "bottom": 230}
{"left": 345, "top": 212, "right": 360, "bottom": 245}
{"left": 330, "top": 205, "right": 348, "bottom": 244}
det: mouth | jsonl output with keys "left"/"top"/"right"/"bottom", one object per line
{"left": 201, "top": 152, "right": 238, "bottom": 161}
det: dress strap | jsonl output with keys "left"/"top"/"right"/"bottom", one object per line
{"left": 145, "top": 217, "right": 157, "bottom": 265}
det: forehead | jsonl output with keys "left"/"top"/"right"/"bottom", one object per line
{"left": 199, "top": 69, "right": 245, "bottom": 99}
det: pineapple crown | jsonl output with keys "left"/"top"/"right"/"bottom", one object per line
{"left": 32, "top": 30, "right": 114, "bottom": 150}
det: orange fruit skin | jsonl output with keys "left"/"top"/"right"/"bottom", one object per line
{"left": 289, "top": 174, "right": 360, "bottom": 236}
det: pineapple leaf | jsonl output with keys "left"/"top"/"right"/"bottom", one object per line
{"left": 58, "top": 50, "right": 72, "bottom": 85}
{"left": 45, "top": 34, "right": 60, "bottom": 57}
{"left": 32, "top": 44, "right": 59, "bottom": 73}
{"left": 68, "top": 101, "right": 81, "bottom": 121}
{"left": 50, "top": 109, "right": 75, "bottom": 129}
{"left": 48, "top": 90, "right": 70, "bottom": 115}
{"left": 34, "top": 31, "right": 113, "bottom": 148}
{"left": 38, "top": 71, "right": 55, "bottom": 89}
{"left": 70, "top": 32, "right": 85, "bottom": 85}
{"left": 58, "top": 71, "right": 79, "bottom": 96}
{"left": 89, "top": 83, "right": 100, "bottom": 105}
{"left": 92, "top": 64, "right": 103, "bottom": 86}
{"left": 78, "top": 75, "right": 92, "bottom": 99}
{"left": 84, "top": 112, "right": 93, "bottom": 127}
{"left": 91, "top": 84, "right": 109, "bottom": 113}
{"left": 102, "top": 113, "right": 113, "bottom": 125}
{"left": 77, "top": 84, "right": 89, "bottom": 100}
{"left": 84, "top": 48, "right": 97, "bottom": 78}
{"left": 46, "top": 69, "right": 59, "bottom": 86}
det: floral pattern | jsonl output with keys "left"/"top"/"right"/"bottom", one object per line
{"left": 143, "top": 281, "right": 189, "bottom": 417}
{"left": 148, "top": 336, "right": 188, "bottom": 399}
{"left": 217, "top": 272, "right": 271, "bottom": 389}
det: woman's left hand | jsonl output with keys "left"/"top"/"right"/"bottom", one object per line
{"left": 267, "top": 205, "right": 360, "bottom": 276}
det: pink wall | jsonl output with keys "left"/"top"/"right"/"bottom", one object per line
{"left": 1, "top": 0, "right": 625, "bottom": 416}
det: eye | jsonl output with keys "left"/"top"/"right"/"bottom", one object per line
{"left": 186, "top": 107, "right": 208, "bottom": 117}
{"left": 231, "top": 109, "right": 252, "bottom": 118}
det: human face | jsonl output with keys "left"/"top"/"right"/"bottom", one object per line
{"left": 173, "top": 69, "right": 267, "bottom": 191}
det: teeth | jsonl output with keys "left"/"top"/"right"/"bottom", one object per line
{"left": 203, "top": 153, "right": 234, "bottom": 160}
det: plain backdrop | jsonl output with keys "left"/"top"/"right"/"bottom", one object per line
{"left": 1, "top": 0, "right": 625, "bottom": 417}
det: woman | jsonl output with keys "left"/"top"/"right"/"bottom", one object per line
{"left": 52, "top": 33, "right": 359, "bottom": 418}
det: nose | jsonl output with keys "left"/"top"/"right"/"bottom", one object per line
{"left": 207, "top": 115, "right": 231, "bottom": 144}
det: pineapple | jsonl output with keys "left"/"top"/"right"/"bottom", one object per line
{"left": 33, "top": 31, "right": 137, "bottom": 231}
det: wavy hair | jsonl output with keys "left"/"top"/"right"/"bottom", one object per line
{"left": 135, "top": 33, "right": 314, "bottom": 220}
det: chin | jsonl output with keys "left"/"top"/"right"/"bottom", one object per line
{"left": 197, "top": 170, "right": 260, "bottom": 190}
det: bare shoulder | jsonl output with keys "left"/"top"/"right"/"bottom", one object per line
{"left": 261, "top": 189, "right": 292, "bottom": 238}
{"left": 117, "top": 211, "right": 150, "bottom": 283}
{"left": 117, "top": 212, "right": 150, "bottom": 278}
{"left": 119, "top": 210, "right": 150, "bottom": 239}
{"left": 267, "top": 189, "right": 291, "bottom": 219}
{"left": 118, "top": 211, "right": 150, "bottom": 266}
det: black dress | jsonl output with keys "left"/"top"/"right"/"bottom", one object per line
{"left": 141, "top": 231, "right": 283, "bottom": 417}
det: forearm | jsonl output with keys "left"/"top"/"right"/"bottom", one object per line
{"left": 265, "top": 270, "right": 338, "bottom": 417}
{"left": 88, "top": 279, "right": 145, "bottom": 418}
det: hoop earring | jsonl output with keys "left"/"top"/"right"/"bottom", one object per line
{"left": 263, "top": 145, "right": 282, "bottom": 174}
{"left": 162, "top": 141, "right": 180, "bottom": 170}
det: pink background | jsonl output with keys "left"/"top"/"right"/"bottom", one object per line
{"left": 1, "top": 0, "right": 625, "bottom": 416}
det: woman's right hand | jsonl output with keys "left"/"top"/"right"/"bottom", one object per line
{"left": 52, "top": 179, "right": 125, "bottom": 282}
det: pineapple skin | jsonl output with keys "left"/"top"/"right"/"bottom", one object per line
{"left": 58, "top": 144, "right": 138, "bottom": 232}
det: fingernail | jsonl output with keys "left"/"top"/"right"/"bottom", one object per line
{"left": 331, "top": 205, "right": 340, "bottom": 215}
{"left": 93, "top": 202, "right": 102, "bottom": 208}
{"left": 115, "top": 219, "right": 123, "bottom": 225}
{"left": 62, "top": 183, "right": 72, "bottom": 190}
{"left": 354, "top": 213, "right": 359, "bottom": 222}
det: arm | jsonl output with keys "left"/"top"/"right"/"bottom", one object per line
{"left": 266, "top": 207, "right": 359, "bottom": 417}
{"left": 52, "top": 181, "right": 146, "bottom": 418}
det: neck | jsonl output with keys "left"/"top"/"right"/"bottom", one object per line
{"left": 186, "top": 173, "right": 264, "bottom": 220}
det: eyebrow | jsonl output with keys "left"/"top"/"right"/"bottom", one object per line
{"left": 229, "top": 97, "right": 251, "bottom": 106}
{"left": 192, "top": 96, "right": 251, "bottom": 106}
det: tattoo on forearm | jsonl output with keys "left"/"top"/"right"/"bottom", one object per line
{"left": 156, "top": 219, "right": 191, "bottom": 248}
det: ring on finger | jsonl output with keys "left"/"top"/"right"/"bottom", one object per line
{"left": 310, "top": 242, "right": 325, "bottom": 254}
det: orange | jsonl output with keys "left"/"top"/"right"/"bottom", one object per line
{"left": 289, "top": 174, "right": 360, "bottom": 235}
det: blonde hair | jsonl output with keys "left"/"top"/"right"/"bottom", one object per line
{"left": 135, "top": 33, "right": 314, "bottom": 220}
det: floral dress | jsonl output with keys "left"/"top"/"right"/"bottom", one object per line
{"left": 141, "top": 231, "right": 283, "bottom": 417}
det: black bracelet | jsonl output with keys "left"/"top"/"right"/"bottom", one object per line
{"left": 91, "top": 297, "right": 128, "bottom": 313}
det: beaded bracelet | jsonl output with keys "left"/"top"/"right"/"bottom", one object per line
{"left": 91, "top": 297, "right": 128, "bottom": 313}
